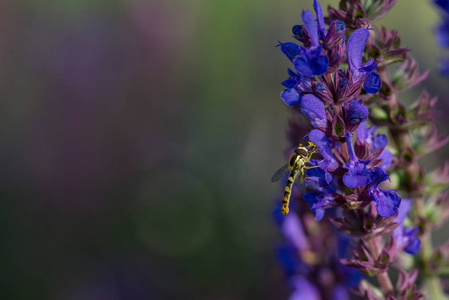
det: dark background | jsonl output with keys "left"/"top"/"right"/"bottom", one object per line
{"left": 0, "top": 0, "right": 448, "bottom": 299}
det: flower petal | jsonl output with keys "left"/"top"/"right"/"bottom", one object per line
{"left": 289, "top": 276, "right": 320, "bottom": 300}
{"left": 278, "top": 41, "right": 302, "bottom": 62}
{"left": 282, "top": 213, "right": 308, "bottom": 250}
{"left": 374, "top": 189, "right": 401, "bottom": 217}
{"left": 372, "top": 133, "right": 387, "bottom": 150}
{"left": 302, "top": 10, "right": 319, "bottom": 48}
{"left": 404, "top": 232, "right": 421, "bottom": 255}
{"left": 281, "top": 88, "right": 302, "bottom": 106}
{"left": 363, "top": 72, "right": 381, "bottom": 94}
{"left": 360, "top": 58, "right": 378, "bottom": 72}
{"left": 343, "top": 163, "right": 374, "bottom": 188}
{"left": 347, "top": 28, "right": 370, "bottom": 73}
{"left": 395, "top": 199, "right": 411, "bottom": 224}
{"left": 348, "top": 100, "right": 368, "bottom": 124}
{"left": 309, "top": 129, "right": 339, "bottom": 170}
{"left": 313, "top": 0, "right": 327, "bottom": 38}
{"left": 294, "top": 47, "right": 329, "bottom": 76}
{"left": 378, "top": 149, "right": 393, "bottom": 170}
{"left": 356, "top": 121, "right": 369, "bottom": 142}
{"left": 300, "top": 94, "right": 327, "bottom": 128}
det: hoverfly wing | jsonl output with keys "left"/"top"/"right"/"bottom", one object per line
{"left": 271, "top": 164, "right": 289, "bottom": 182}
{"left": 294, "top": 181, "right": 306, "bottom": 192}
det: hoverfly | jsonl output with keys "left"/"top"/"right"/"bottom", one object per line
{"left": 271, "top": 141, "right": 320, "bottom": 215}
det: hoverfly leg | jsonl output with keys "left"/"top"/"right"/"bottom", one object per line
{"left": 303, "top": 164, "right": 326, "bottom": 170}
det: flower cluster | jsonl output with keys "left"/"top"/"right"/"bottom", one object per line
{"left": 278, "top": 0, "right": 398, "bottom": 221}
{"left": 274, "top": 0, "right": 449, "bottom": 299}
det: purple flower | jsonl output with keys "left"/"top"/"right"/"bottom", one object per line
{"left": 357, "top": 122, "right": 385, "bottom": 148}
{"left": 346, "top": 28, "right": 381, "bottom": 94}
{"left": 278, "top": 41, "right": 302, "bottom": 62}
{"left": 377, "top": 149, "right": 393, "bottom": 170}
{"left": 347, "top": 99, "right": 368, "bottom": 124}
{"left": 300, "top": 94, "right": 327, "bottom": 129}
{"left": 357, "top": 122, "right": 393, "bottom": 169}
{"left": 313, "top": 0, "right": 327, "bottom": 39}
{"left": 366, "top": 168, "right": 402, "bottom": 217}
{"left": 281, "top": 213, "right": 309, "bottom": 250}
{"left": 343, "top": 132, "right": 375, "bottom": 188}
{"left": 289, "top": 276, "right": 320, "bottom": 300}
{"left": 292, "top": 6, "right": 329, "bottom": 76}
{"left": 392, "top": 199, "right": 421, "bottom": 255}
{"left": 304, "top": 169, "right": 336, "bottom": 221}
{"left": 294, "top": 45, "right": 329, "bottom": 76}
{"left": 280, "top": 68, "right": 312, "bottom": 106}
{"left": 292, "top": 25, "right": 303, "bottom": 39}
{"left": 277, "top": 244, "right": 308, "bottom": 277}
{"left": 309, "top": 129, "right": 339, "bottom": 171}
{"left": 281, "top": 88, "right": 302, "bottom": 106}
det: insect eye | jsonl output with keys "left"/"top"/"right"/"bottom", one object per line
{"left": 296, "top": 148, "right": 308, "bottom": 157}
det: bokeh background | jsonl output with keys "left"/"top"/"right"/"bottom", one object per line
{"left": 0, "top": 0, "right": 448, "bottom": 299}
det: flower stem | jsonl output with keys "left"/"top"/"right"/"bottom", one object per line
{"left": 420, "top": 232, "right": 448, "bottom": 300}
{"left": 368, "top": 237, "right": 394, "bottom": 295}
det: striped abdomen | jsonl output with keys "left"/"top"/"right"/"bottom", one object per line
{"left": 281, "top": 168, "right": 300, "bottom": 214}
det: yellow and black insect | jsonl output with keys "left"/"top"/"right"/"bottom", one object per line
{"left": 271, "top": 141, "right": 320, "bottom": 215}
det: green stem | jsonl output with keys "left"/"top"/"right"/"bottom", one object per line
{"left": 420, "top": 232, "right": 447, "bottom": 300}
{"left": 369, "top": 238, "right": 394, "bottom": 296}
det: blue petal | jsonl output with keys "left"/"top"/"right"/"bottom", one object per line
{"left": 309, "top": 129, "right": 339, "bottom": 170}
{"left": 372, "top": 134, "right": 387, "bottom": 150}
{"left": 374, "top": 189, "right": 401, "bottom": 217}
{"left": 343, "top": 151, "right": 375, "bottom": 188}
{"left": 348, "top": 100, "right": 368, "bottom": 124}
{"left": 290, "top": 276, "right": 321, "bottom": 300}
{"left": 437, "top": 21, "right": 449, "bottom": 48}
{"left": 395, "top": 199, "right": 411, "bottom": 224}
{"left": 316, "top": 82, "right": 326, "bottom": 91}
{"left": 296, "top": 74, "right": 313, "bottom": 93}
{"left": 335, "top": 20, "right": 346, "bottom": 33}
{"left": 325, "top": 171, "right": 332, "bottom": 185}
{"left": 379, "top": 149, "right": 393, "bottom": 170}
{"left": 339, "top": 78, "right": 349, "bottom": 89}
{"left": 282, "top": 79, "right": 297, "bottom": 88}
{"left": 356, "top": 121, "right": 369, "bottom": 141}
{"left": 314, "top": 208, "right": 325, "bottom": 221}
{"left": 281, "top": 88, "right": 302, "bottom": 106}
{"left": 367, "top": 167, "right": 390, "bottom": 188}
{"left": 364, "top": 72, "right": 381, "bottom": 94}
{"left": 343, "top": 161, "right": 374, "bottom": 188}
{"left": 300, "top": 94, "right": 327, "bottom": 128}
{"left": 313, "top": 0, "right": 327, "bottom": 38}
{"left": 360, "top": 58, "right": 378, "bottom": 72}
{"left": 292, "top": 25, "right": 303, "bottom": 38}
{"left": 294, "top": 50, "right": 329, "bottom": 76}
{"left": 404, "top": 233, "right": 421, "bottom": 255}
{"left": 302, "top": 10, "right": 319, "bottom": 47}
{"left": 347, "top": 28, "right": 370, "bottom": 73}
{"left": 345, "top": 131, "right": 357, "bottom": 161}
{"left": 278, "top": 42, "right": 302, "bottom": 62}
{"left": 282, "top": 213, "right": 308, "bottom": 250}
{"left": 277, "top": 245, "right": 304, "bottom": 276}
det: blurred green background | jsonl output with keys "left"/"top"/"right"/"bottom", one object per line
{"left": 0, "top": 0, "right": 448, "bottom": 299}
